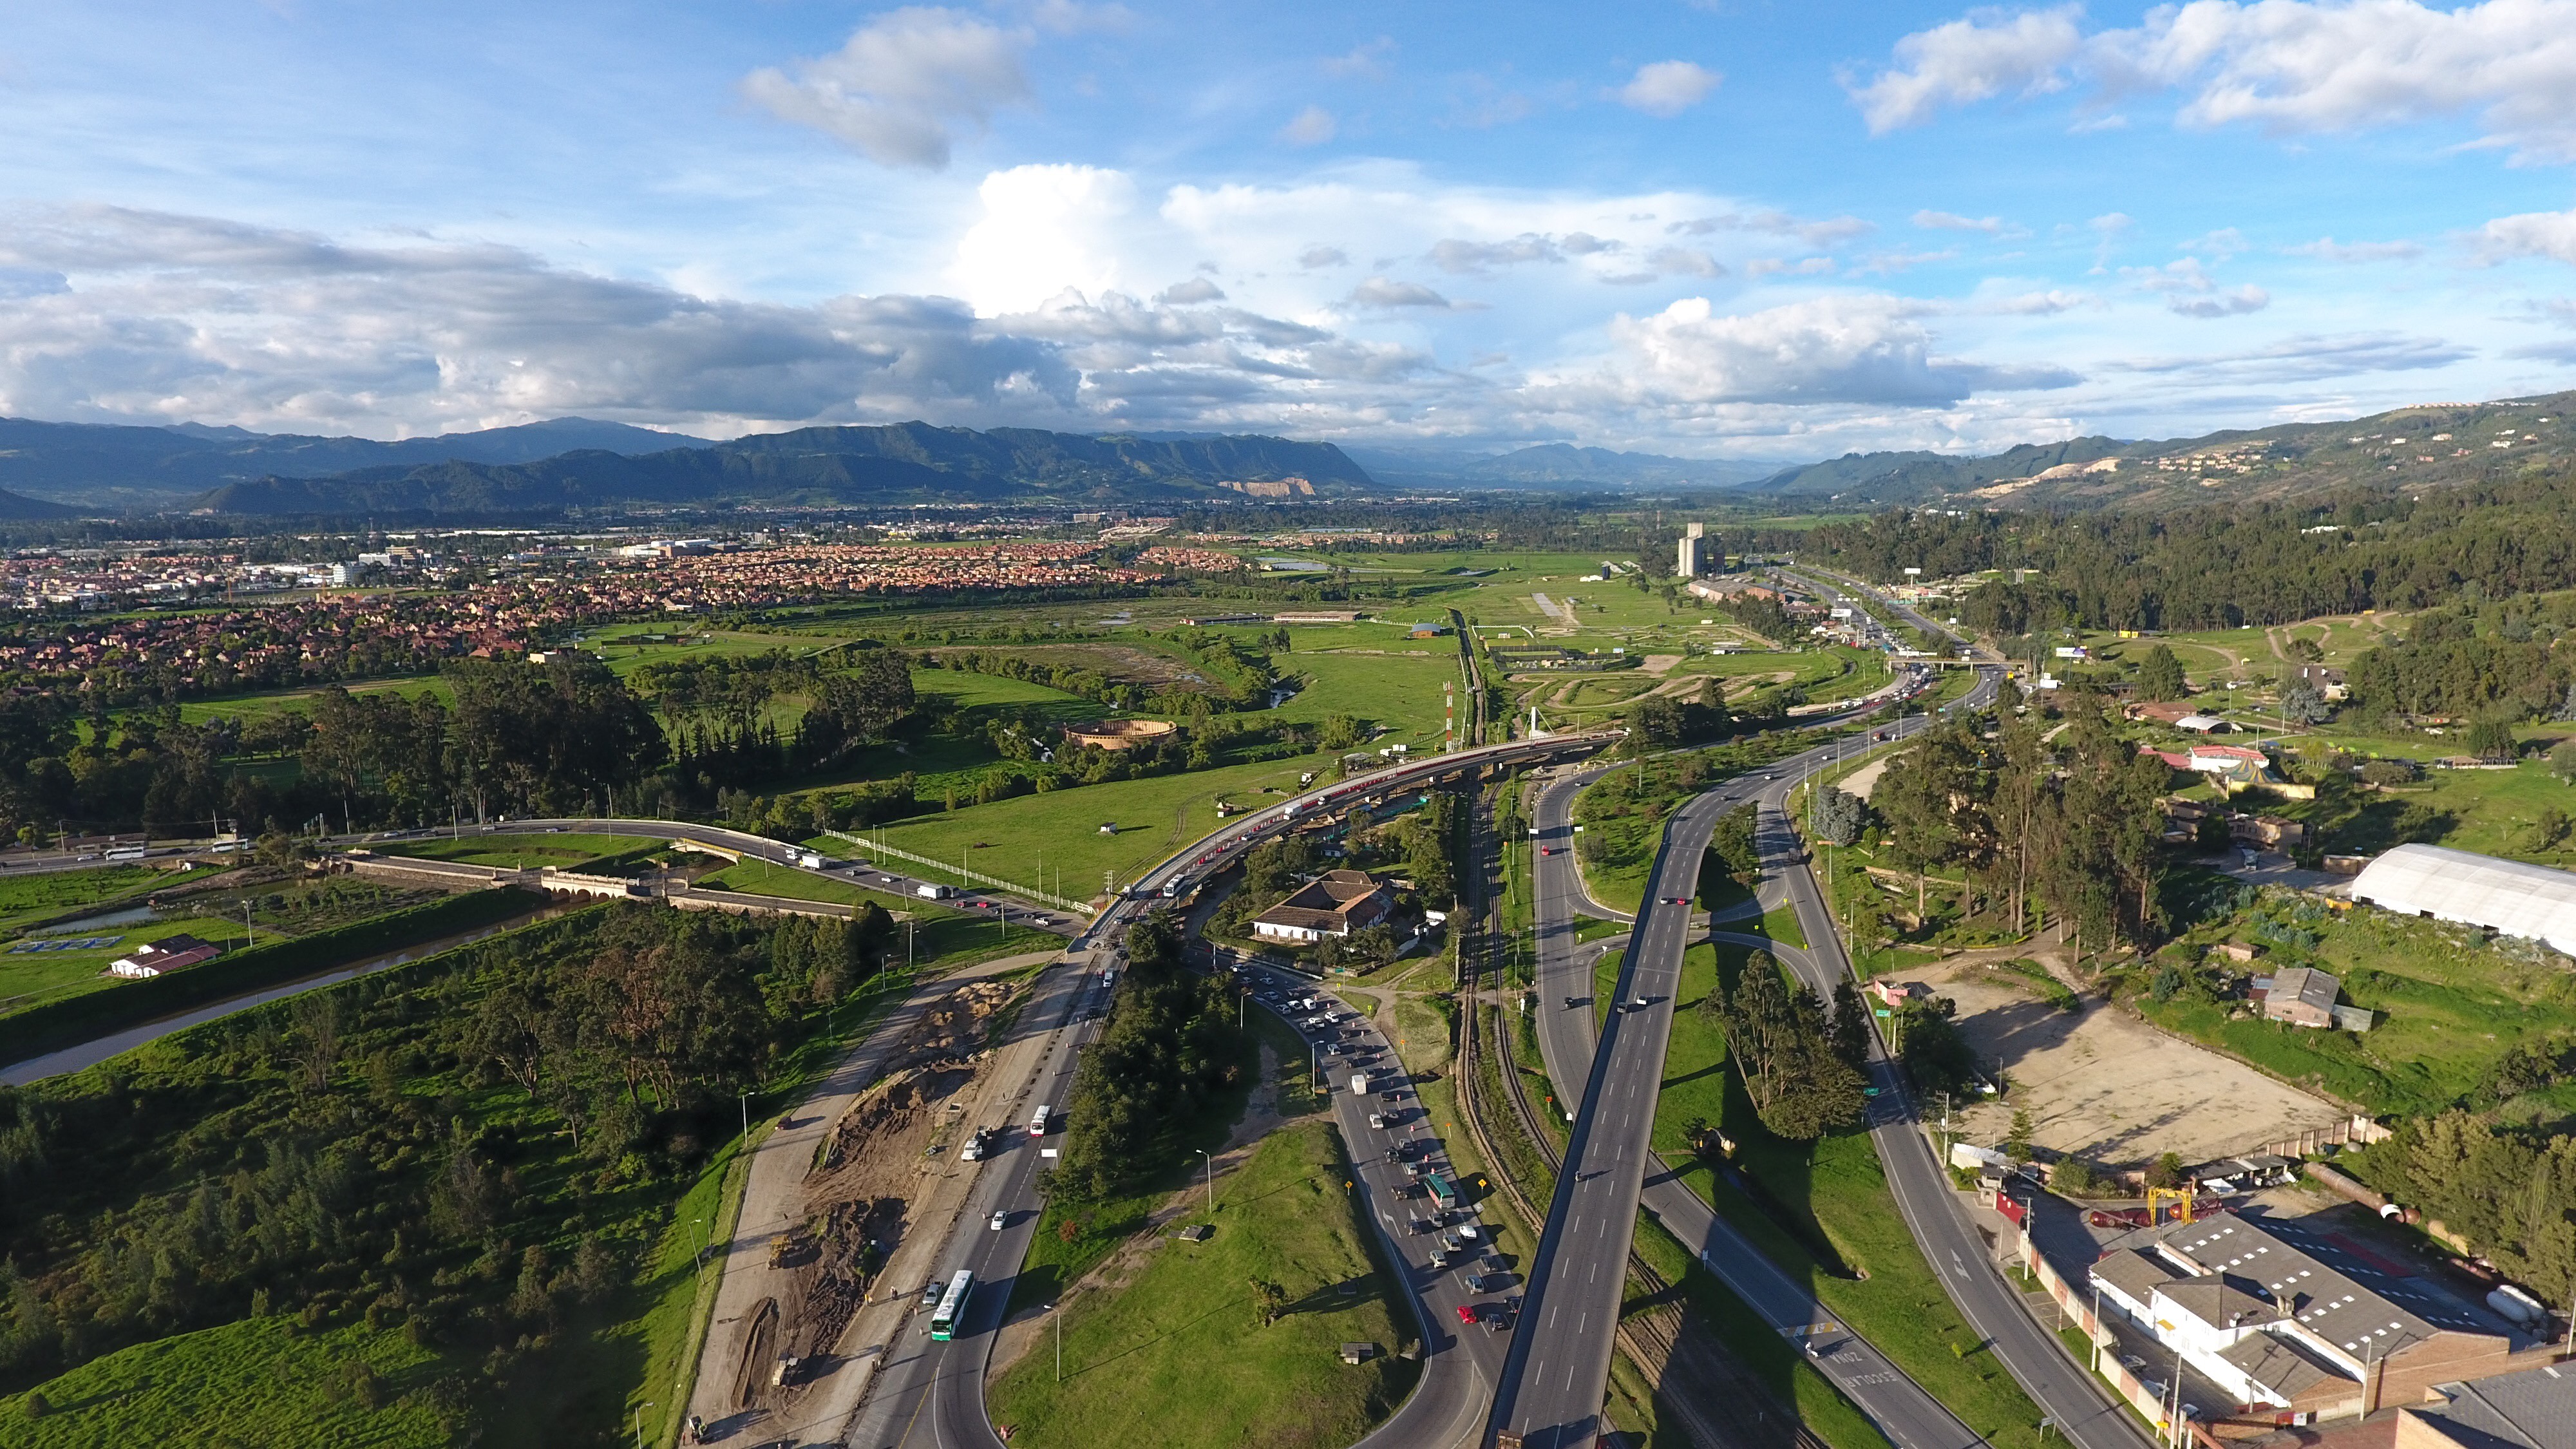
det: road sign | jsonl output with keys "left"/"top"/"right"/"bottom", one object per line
{"left": 1873, "top": 1009, "right": 1893, "bottom": 1018}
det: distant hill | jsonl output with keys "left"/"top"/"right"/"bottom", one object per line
{"left": 1747, "top": 390, "right": 2576, "bottom": 507}
{"left": 1343, "top": 442, "right": 1799, "bottom": 491}
{"left": 194, "top": 423, "right": 1374, "bottom": 516}
{"left": 0, "top": 415, "right": 710, "bottom": 506}
{"left": 0, "top": 488, "right": 75, "bottom": 521}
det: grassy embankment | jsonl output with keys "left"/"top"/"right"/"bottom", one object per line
{"left": 1569, "top": 732, "right": 1821, "bottom": 914}
{"left": 1011, "top": 1001, "right": 1315, "bottom": 1317}
{"left": 2132, "top": 892, "right": 2576, "bottom": 1119}
{"left": 986, "top": 1120, "right": 1416, "bottom": 1449}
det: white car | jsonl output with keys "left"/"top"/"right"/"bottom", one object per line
{"left": 990, "top": 1210, "right": 1009, "bottom": 1231}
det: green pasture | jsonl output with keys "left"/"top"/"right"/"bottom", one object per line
{"left": 2137, "top": 896, "right": 2576, "bottom": 1117}
{"left": 849, "top": 750, "right": 1340, "bottom": 898}
{"left": 1, "top": 1315, "right": 448, "bottom": 1449}
{"left": 986, "top": 1121, "right": 1414, "bottom": 1449}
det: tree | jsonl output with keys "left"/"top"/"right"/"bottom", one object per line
{"left": 2528, "top": 806, "right": 2571, "bottom": 852}
{"left": 2286, "top": 636, "right": 2324, "bottom": 663}
{"left": 1828, "top": 980, "right": 1870, "bottom": 1065}
{"left": 1814, "top": 786, "right": 1870, "bottom": 846}
{"left": 2552, "top": 739, "right": 2576, "bottom": 785}
{"left": 2467, "top": 717, "right": 2521, "bottom": 762}
{"left": 2051, "top": 1157, "right": 2103, "bottom": 1197}
{"left": 2278, "top": 677, "right": 2333, "bottom": 724}
{"left": 2005, "top": 1108, "right": 2034, "bottom": 1164}
{"left": 2134, "top": 645, "right": 2187, "bottom": 703}
{"left": 1627, "top": 694, "right": 1683, "bottom": 748}
{"left": 446, "top": 657, "right": 666, "bottom": 816}
{"left": 1717, "top": 952, "right": 1864, "bottom": 1139}
{"left": 1710, "top": 803, "right": 1761, "bottom": 887}
{"left": 2145, "top": 1151, "right": 2185, "bottom": 1190}
{"left": 1251, "top": 1278, "right": 1287, "bottom": 1327}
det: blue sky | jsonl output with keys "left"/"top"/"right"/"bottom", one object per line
{"left": 1, "top": 0, "right": 2572, "bottom": 459}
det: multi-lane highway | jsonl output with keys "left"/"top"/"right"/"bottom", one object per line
{"left": 1501, "top": 652, "right": 2148, "bottom": 1449}
{"left": 1523, "top": 757, "right": 1986, "bottom": 1449}
{"left": 1493, "top": 685, "right": 1985, "bottom": 1449}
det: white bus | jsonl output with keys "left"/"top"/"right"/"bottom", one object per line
{"left": 929, "top": 1270, "right": 974, "bottom": 1341}
{"left": 1028, "top": 1104, "right": 1052, "bottom": 1137}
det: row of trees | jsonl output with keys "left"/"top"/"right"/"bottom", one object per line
{"left": 1052, "top": 914, "right": 1247, "bottom": 1200}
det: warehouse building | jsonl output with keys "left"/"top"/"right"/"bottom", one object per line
{"left": 2349, "top": 844, "right": 2576, "bottom": 956}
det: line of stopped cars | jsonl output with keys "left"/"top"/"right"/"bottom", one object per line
{"left": 1240, "top": 969, "right": 1522, "bottom": 1335}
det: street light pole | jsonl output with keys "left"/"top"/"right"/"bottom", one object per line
{"left": 634, "top": 1402, "right": 653, "bottom": 1449}
{"left": 1197, "top": 1149, "right": 1215, "bottom": 1215}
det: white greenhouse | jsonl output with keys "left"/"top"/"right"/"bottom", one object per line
{"left": 2348, "top": 844, "right": 2576, "bottom": 956}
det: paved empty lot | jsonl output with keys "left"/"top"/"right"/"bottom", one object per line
{"left": 1922, "top": 956, "right": 2347, "bottom": 1170}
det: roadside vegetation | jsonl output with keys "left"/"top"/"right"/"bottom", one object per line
{"left": 987, "top": 1120, "right": 1414, "bottom": 1449}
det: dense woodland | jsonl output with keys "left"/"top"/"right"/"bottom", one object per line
{"left": 1807, "top": 475, "right": 2576, "bottom": 632}
{"left": 0, "top": 901, "right": 895, "bottom": 1441}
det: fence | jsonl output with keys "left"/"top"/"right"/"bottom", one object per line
{"left": 2259, "top": 1113, "right": 2389, "bottom": 1160}
{"left": 823, "top": 830, "right": 1094, "bottom": 914}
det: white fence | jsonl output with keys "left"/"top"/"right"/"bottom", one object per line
{"left": 823, "top": 830, "right": 1094, "bottom": 914}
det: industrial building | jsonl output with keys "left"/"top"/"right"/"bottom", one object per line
{"left": 1676, "top": 522, "right": 1708, "bottom": 578}
{"left": 2088, "top": 1213, "right": 2532, "bottom": 1421}
{"left": 2349, "top": 844, "right": 2576, "bottom": 956}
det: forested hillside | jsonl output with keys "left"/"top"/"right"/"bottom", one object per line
{"left": 1808, "top": 473, "right": 2576, "bottom": 630}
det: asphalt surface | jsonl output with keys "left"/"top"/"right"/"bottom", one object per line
{"left": 1493, "top": 683, "right": 1975, "bottom": 1449}
{"left": 1524, "top": 762, "right": 1987, "bottom": 1449}
{"left": 835, "top": 961, "right": 1115, "bottom": 1449}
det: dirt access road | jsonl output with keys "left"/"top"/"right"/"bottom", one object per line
{"left": 1918, "top": 951, "right": 2347, "bottom": 1169}
{"left": 681, "top": 948, "right": 1062, "bottom": 1445}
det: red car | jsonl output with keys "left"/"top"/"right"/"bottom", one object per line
{"left": 1665, "top": 897, "right": 1690, "bottom": 906}
{"left": 1455, "top": 1303, "right": 1478, "bottom": 1326}
{"left": 1540, "top": 847, "right": 1558, "bottom": 857}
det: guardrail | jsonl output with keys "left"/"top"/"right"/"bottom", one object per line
{"left": 821, "top": 830, "right": 1094, "bottom": 914}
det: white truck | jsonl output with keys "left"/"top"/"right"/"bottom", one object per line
{"left": 1350, "top": 1072, "right": 1369, "bottom": 1096}
{"left": 916, "top": 882, "right": 953, "bottom": 900}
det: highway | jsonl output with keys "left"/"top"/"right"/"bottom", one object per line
{"left": 1493, "top": 681, "right": 1983, "bottom": 1449}
{"left": 1524, "top": 758, "right": 1985, "bottom": 1449}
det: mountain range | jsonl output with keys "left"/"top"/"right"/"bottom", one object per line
{"left": 1740, "top": 389, "right": 2576, "bottom": 507}
{"left": 191, "top": 423, "right": 1372, "bottom": 516}
{"left": 0, "top": 389, "right": 2568, "bottom": 521}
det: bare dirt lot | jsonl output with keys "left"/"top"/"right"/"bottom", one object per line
{"left": 1920, "top": 952, "right": 2347, "bottom": 1170}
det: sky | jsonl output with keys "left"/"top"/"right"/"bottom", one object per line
{"left": 1, "top": 0, "right": 2573, "bottom": 460}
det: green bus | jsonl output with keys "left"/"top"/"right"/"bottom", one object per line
{"left": 1425, "top": 1171, "right": 1459, "bottom": 1213}
{"left": 930, "top": 1270, "right": 974, "bottom": 1341}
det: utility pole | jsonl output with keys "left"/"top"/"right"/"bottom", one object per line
{"left": 1197, "top": 1148, "right": 1215, "bottom": 1215}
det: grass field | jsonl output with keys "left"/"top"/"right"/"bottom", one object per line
{"left": 375, "top": 832, "right": 658, "bottom": 871}
{"left": 853, "top": 749, "right": 1340, "bottom": 898}
{"left": 694, "top": 860, "right": 1065, "bottom": 967}
{"left": 0, "top": 864, "right": 162, "bottom": 934}
{"left": 0, "top": 1315, "right": 448, "bottom": 1448}
{"left": 987, "top": 1119, "right": 1416, "bottom": 1449}
{"left": 2134, "top": 895, "right": 2576, "bottom": 1117}
{"left": 0, "top": 913, "right": 260, "bottom": 1019}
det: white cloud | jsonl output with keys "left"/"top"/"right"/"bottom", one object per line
{"left": 1566, "top": 294, "right": 2078, "bottom": 409}
{"left": 950, "top": 165, "right": 1141, "bottom": 315}
{"left": 2284, "top": 236, "right": 2425, "bottom": 262}
{"left": 1322, "top": 37, "right": 1397, "bottom": 80}
{"left": 1347, "top": 276, "right": 1458, "bottom": 308}
{"left": 2470, "top": 207, "right": 2576, "bottom": 265}
{"left": 1298, "top": 245, "right": 1350, "bottom": 269}
{"left": 2109, "top": 332, "right": 2473, "bottom": 380}
{"left": 1280, "top": 106, "right": 1339, "bottom": 146}
{"left": 2125, "top": 256, "right": 2271, "bottom": 316}
{"left": 2180, "top": 227, "right": 2248, "bottom": 260}
{"left": 1913, "top": 210, "right": 2012, "bottom": 234}
{"left": 1848, "top": 6, "right": 2083, "bottom": 133}
{"left": 1744, "top": 256, "right": 1840, "bottom": 278}
{"left": 1667, "top": 210, "right": 1873, "bottom": 249}
{"left": 1430, "top": 234, "right": 1562, "bottom": 273}
{"left": 742, "top": 8, "right": 1032, "bottom": 170}
{"left": 1987, "top": 288, "right": 2094, "bottom": 314}
{"left": 1616, "top": 61, "right": 1722, "bottom": 117}
{"left": 1156, "top": 278, "right": 1226, "bottom": 304}
{"left": 1855, "top": 0, "right": 2576, "bottom": 162}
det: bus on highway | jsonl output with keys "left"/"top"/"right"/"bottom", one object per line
{"left": 1425, "top": 1171, "right": 1459, "bottom": 1213}
{"left": 1028, "top": 1104, "right": 1052, "bottom": 1137}
{"left": 929, "top": 1270, "right": 974, "bottom": 1340}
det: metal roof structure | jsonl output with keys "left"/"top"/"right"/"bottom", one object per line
{"left": 2349, "top": 844, "right": 2576, "bottom": 956}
